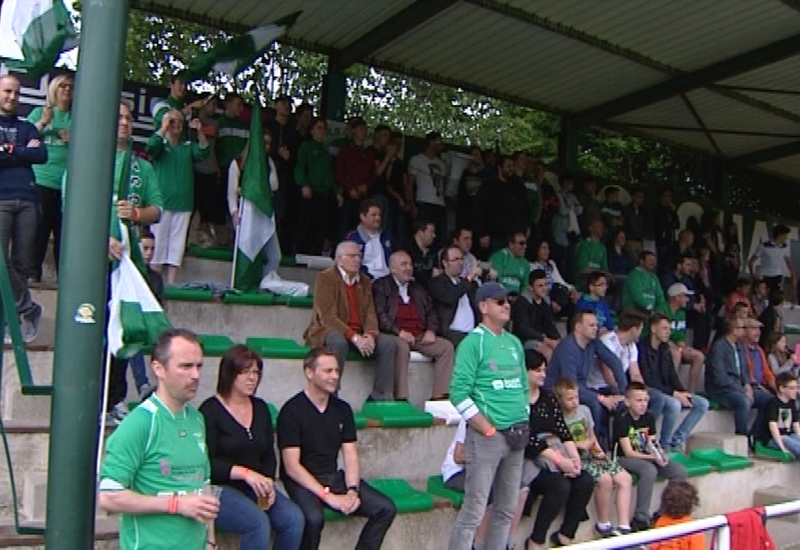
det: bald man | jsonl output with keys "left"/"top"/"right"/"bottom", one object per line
{"left": 372, "top": 251, "right": 454, "bottom": 401}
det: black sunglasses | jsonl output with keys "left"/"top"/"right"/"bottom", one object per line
{"left": 491, "top": 297, "right": 509, "bottom": 306}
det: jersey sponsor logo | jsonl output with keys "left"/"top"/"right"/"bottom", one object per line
{"left": 491, "top": 378, "right": 523, "bottom": 390}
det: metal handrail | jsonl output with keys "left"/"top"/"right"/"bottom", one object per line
{"left": 568, "top": 500, "right": 800, "bottom": 550}
{"left": 0, "top": 249, "right": 49, "bottom": 535}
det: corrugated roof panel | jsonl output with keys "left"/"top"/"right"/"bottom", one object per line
{"left": 637, "top": 128, "right": 718, "bottom": 154}
{"left": 373, "top": 3, "right": 666, "bottom": 111}
{"left": 513, "top": 1, "right": 800, "bottom": 72}
{"left": 756, "top": 154, "right": 800, "bottom": 180}
{"left": 686, "top": 89, "right": 800, "bottom": 135}
{"left": 731, "top": 93, "right": 800, "bottom": 119}
{"left": 710, "top": 134, "right": 799, "bottom": 158}
{"left": 720, "top": 54, "right": 800, "bottom": 92}
{"left": 610, "top": 97, "right": 699, "bottom": 129}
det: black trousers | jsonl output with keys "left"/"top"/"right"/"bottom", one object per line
{"left": 284, "top": 470, "right": 397, "bottom": 550}
{"left": 526, "top": 469, "right": 594, "bottom": 544}
{"left": 33, "top": 185, "right": 62, "bottom": 279}
{"left": 295, "top": 193, "right": 333, "bottom": 255}
{"left": 193, "top": 171, "right": 228, "bottom": 225}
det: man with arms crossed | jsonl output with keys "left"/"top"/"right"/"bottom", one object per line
{"left": 98, "top": 329, "right": 219, "bottom": 549}
{"left": 448, "top": 282, "right": 530, "bottom": 550}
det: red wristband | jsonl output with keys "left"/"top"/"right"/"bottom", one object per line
{"left": 318, "top": 486, "right": 330, "bottom": 500}
{"left": 168, "top": 494, "right": 178, "bottom": 514}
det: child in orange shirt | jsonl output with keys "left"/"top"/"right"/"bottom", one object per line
{"left": 650, "top": 480, "right": 705, "bottom": 550}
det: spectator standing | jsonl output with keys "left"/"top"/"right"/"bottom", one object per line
{"left": 0, "top": 75, "right": 46, "bottom": 342}
{"left": 749, "top": 224, "right": 797, "bottom": 294}
{"left": 216, "top": 94, "right": 249, "bottom": 189}
{"left": 267, "top": 95, "right": 302, "bottom": 250}
{"left": 511, "top": 269, "right": 562, "bottom": 362}
{"left": 490, "top": 231, "right": 530, "bottom": 294}
{"left": 622, "top": 188, "right": 649, "bottom": 263}
{"left": 574, "top": 218, "right": 609, "bottom": 290}
{"left": 636, "top": 314, "right": 709, "bottom": 451}
{"left": 456, "top": 147, "right": 485, "bottom": 232}
{"left": 146, "top": 109, "right": 209, "bottom": 284}
{"left": 552, "top": 176, "right": 583, "bottom": 281}
{"left": 346, "top": 199, "right": 392, "bottom": 280}
{"left": 654, "top": 189, "right": 680, "bottom": 270}
{"left": 518, "top": 153, "right": 542, "bottom": 250}
{"left": 98, "top": 330, "right": 220, "bottom": 549}
{"left": 407, "top": 131, "right": 448, "bottom": 248}
{"left": 151, "top": 75, "right": 201, "bottom": 133}
{"left": 721, "top": 222, "right": 743, "bottom": 295}
{"left": 335, "top": 117, "right": 376, "bottom": 238}
{"left": 294, "top": 103, "right": 314, "bottom": 141}
{"left": 623, "top": 251, "right": 668, "bottom": 316}
{"left": 600, "top": 187, "right": 624, "bottom": 236}
{"left": 369, "top": 124, "right": 392, "bottom": 232}
{"left": 372, "top": 251, "right": 454, "bottom": 400}
{"left": 447, "top": 283, "right": 530, "bottom": 550}
{"left": 607, "top": 228, "right": 633, "bottom": 279}
{"left": 200, "top": 346, "right": 304, "bottom": 550}
{"left": 384, "top": 131, "right": 410, "bottom": 241}
{"left": 303, "top": 242, "right": 396, "bottom": 401}
{"left": 28, "top": 74, "right": 72, "bottom": 281}
{"left": 193, "top": 95, "right": 228, "bottom": 247}
{"left": 473, "top": 155, "right": 529, "bottom": 256}
{"left": 726, "top": 276, "right": 756, "bottom": 318}
{"left": 403, "top": 218, "right": 438, "bottom": 287}
{"left": 278, "top": 348, "right": 397, "bottom": 550}
{"left": 613, "top": 382, "right": 687, "bottom": 532}
{"left": 294, "top": 118, "right": 337, "bottom": 255}
{"left": 752, "top": 278, "right": 770, "bottom": 317}
{"left": 428, "top": 244, "right": 480, "bottom": 348}
{"left": 576, "top": 178, "right": 601, "bottom": 236}
{"left": 759, "top": 289, "right": 784, "bottom": 350}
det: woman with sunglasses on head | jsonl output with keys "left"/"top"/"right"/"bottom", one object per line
{"left": 27, "top": 74, "right": 73, "bottom": 282}
{"left": 200, "top": 345, "right": 304, "bottom": 549}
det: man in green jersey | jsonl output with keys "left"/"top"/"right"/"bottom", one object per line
{"left": 490, "top": 231, "right": 530, "bottom": 294}
{"left": 151, "top": 75, "right": 204, "bottom": 134}
{"left": 448, "top": 283, "right": 530, "bottom": 550}
{"left": 215, "top": 94, "right": 249, "bottom": 176}
{"left": 98, "top": 329, "right": 219, "bottom": 550}
{"left": 623, "top": 251, "right": 667, "bottom": 316}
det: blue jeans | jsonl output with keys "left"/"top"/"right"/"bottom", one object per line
{"left": 216, "top": 485, "right": 304, "bottom": 550}
{"left": 768, "top": 434, "right": 800, "bottom": 460}
{"left": 648, "top": 389, "right": 709, "bottom": 447}
{"left": 708, "top": 390, "right": 751, "bottom": 435}
{"left": 128, "top": 353, "right": 149, "bottom": 391}
{"left": 0, "top": 199, "right": 39, "bottom": 316}
{"left": 264, "top": 231, "right": 282, "bottom": 277}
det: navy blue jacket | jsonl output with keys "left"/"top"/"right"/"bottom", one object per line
{"left": 546, "top": 333, "right": 627, "bottom": 393}
{"left": 0, "top": 114, "right": 46, "bottom": 202}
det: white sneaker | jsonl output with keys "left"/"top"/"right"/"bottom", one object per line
{"left": 113, "top": 402, "right": 129, "bottom": 419}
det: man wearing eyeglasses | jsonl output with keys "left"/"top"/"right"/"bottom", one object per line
{"left": 448, "top": 282, "right": 529, "bottom": 550}
{"left": 489, "top": 231, "right": 530, "bottom": 294}
{"left": 429, "top": 244, "right": 481, "bottom": 348}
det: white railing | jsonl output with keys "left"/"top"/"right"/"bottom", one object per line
{"left": 568, "top": 499, "right": 800, "bottom": 550}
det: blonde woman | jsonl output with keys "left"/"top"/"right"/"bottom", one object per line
{"left": 27, "top": 74, "right": 73, "bottom": 281}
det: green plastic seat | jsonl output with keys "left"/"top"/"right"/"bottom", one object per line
{"left": 754, "top": 442, "right": 796, "bottom": 462}
{"left": 367, "top": 478, "right": 435, "bottom": 514}
{"left": 783, "top": 324, "right": 800, "bottom": 335}
{"left": 426, "top": 475, "right": 464, "bottom": 508}
{"left": 283, "top": 295, "right": 314, "bottom": 308}
{"left": 353, "top": 412, "right": 368, "bottom": 429}
{"left": 664, "top": 452, "right": 713, "bottom": 477}
{"left": 322, "top": 507, "right": 347, "bottom": 521}
{"left": 267, "top": 402, "right": 279, "bottom": 430}
{"left": 163, "top": 287, "right": 215, "bottom": 302}
{"left": 279, "top": 255, "right": 297, "bottom": 267}
{"left": 360, "top": 401, "right": 433, "bottom": 428}
{"left": 690, "top": 448, "right": 753, "bottom": 472}
{"left": 188, "top": 244, "right": 233, "bottom": 262}
{"left": 695, "top": 392, "right": 723, "bottom": 411}
{"left": 223, "top": 292, "right": 276, "bottom": 306}
{"left": 246, "top": 337, "right": 310, "bottom": 359}
{"left": 198, "top": 334, "right": 238, "bottom": 356}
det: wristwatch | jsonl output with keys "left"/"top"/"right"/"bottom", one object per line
{"left": 347, "top": 485, "right": 360, "bottom": 494}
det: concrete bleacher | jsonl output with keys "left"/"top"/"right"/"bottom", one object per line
{"left": 2, "top": 253, "right": 800, "bottom": 548}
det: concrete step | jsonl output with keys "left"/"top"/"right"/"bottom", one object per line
{"left": 178, "top": 256, "right": 321, "bottom": 291}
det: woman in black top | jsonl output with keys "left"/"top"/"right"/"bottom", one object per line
{"left": 200, "top": 345, "right": 304, "bottom": 550}
{"left": 515, "top": 352, "right": 594, "bottom": 549}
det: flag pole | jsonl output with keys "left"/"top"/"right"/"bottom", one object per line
{"left": 96, "top": 348, "right": 114, "bottom": 476}
{"left": 230, "top": 195, "right": 243, "bottom": 288}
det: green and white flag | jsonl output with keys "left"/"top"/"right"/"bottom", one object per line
{"left": 108, "top": 224, "right": 172, "bottom": 359}
{"left": 182, "top": 11, "right": 301, "bottom": 83}
{"left": 233, "top": 100, "right": 275, "bottom": 292}
{"left": 7, "top": 0, "right": 78, "bottom": 79}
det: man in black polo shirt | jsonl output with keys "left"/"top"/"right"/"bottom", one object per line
{"left": 277, "top": 347, "right": 396, "bottom": 550}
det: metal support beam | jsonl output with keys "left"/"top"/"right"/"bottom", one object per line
{"left": 321, "top": 59, "right": 347, "bottom": 122}
{"left": 557, "top": 118, "right": 580, "bottom": 173}
{"left": 44, "top": 1, "right": 129, "bottom": 548}
{"left": 332, "top": 0, "right": 458, "bottom": 70}
{"left": 729, "top": 140, "right": 800, "bottom": 167}
{"left": 566, "top": 33, "right": 800, "bottom": 131}
{"left": 680, "top": 94, "right": 722, "bottom": 156}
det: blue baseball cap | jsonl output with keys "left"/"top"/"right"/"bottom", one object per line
{"left": 475, "top": 282, "right": 509, "bottom": 303}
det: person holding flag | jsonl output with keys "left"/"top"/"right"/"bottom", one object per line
{"left": 229, "top": 100, "right": 282, "bottom": 291}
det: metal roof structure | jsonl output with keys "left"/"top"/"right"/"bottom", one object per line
{"left": 130, "top": 0, "right": 800, "bottom": 181}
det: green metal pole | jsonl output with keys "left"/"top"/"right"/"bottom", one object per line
{"left": 44, "top": 1, "right": 129, "bottom": 548}
{"left": 557, "top": 116, "right": 580, "bottom": 173}
{"left": 321, "top": 58, "right": 347, "bottom": 122}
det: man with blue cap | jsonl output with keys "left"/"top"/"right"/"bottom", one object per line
{"left": 448, "top": 282, "right": 530, "bottom": 550}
